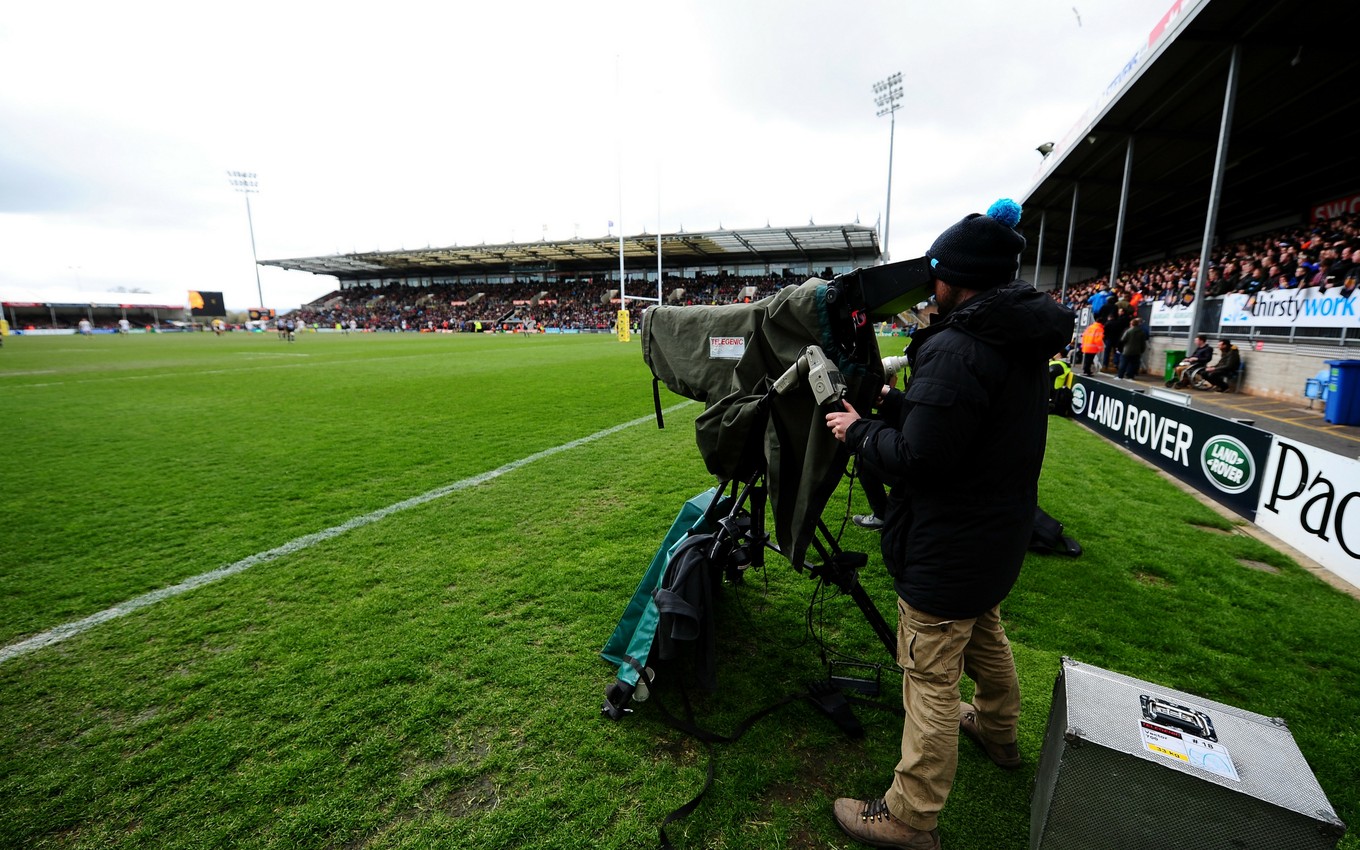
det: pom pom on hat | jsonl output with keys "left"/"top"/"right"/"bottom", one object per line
{"left": 987, "top": 198, "right": 1022, "bottom": 228}
{"left": 927, "top": 199, "right": 1027, "bottom": 290}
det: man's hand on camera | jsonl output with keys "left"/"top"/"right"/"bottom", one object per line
{"left": 825, "top": 400, "right": 861, "bottom": 444}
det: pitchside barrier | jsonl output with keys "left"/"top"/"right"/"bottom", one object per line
{"left": 1148, "top": 290, "right": 1360, "bottom": 338}
{"left": 1254, "top": 439, "right": 1360, "bottom": 590}
{"left": 1071, "top": 377, "right": 1360, "bottom": 590}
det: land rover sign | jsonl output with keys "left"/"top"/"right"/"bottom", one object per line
{"left": 1200, "top": 435, "right": 1256, "bottom": 494}
{"left": 1070, "top": 382, "right": 1088, "bottom": 415}
{"left": 1071, "top": 378, "right": 1272, "bottom": 518}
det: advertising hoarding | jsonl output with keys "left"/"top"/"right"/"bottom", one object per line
{"left": 1254, "top": 439, "right": 1360, "bottom": 589}
{"left": 1070, "top": 378, "right": 1272, "bottom": 518}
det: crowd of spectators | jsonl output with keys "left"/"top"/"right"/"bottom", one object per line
{"left": 290, "top": 269, "right": 825, "bottom": 332}
{"left": 1053, "top": 212, "right": 1360, "bottom": 320}
{"left": 6, "top": 270, "right": 828, "bottom": 332}
{"left": 294, "top": 212, "right": 1360, "bottom": 335}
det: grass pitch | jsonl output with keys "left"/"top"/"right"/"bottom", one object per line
{"left": 1, "top": 330, "right": 1357, "bottom": 849}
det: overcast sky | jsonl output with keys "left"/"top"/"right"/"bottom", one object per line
{"left": 1, "top": 0, "right": 1178, "bottom": 311}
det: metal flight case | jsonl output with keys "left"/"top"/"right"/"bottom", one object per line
{"left": 1031, "top": 657, "right": 1345, "bottom": 850}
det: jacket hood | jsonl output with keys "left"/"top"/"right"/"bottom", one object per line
{"left": 923, "top": 280, "right": 1074, "bottom": 360}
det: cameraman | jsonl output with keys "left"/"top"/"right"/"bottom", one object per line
{"left": 825, "top": 200, "right": 1074, "bottom": 850}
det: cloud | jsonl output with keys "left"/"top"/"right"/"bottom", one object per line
{"left": 0, "top": 0, "right": 1178, "bottom": 310}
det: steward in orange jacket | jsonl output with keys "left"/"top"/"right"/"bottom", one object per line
{"left": 1080, "top": 321, "right": 1104, "bottom": 376}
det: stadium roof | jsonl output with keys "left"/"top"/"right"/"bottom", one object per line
{"left": 260, "top": 224, "right": 881, "bottom": 281}
{"left": 1021, "top": 0, "right": 1360, "bottom": 279}
{"left": 1, "top": 285, "right": 185, "bottom": 310}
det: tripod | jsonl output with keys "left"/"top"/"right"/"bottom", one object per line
{"left": 698, "top": 466, "right": 897, "bottom": 661}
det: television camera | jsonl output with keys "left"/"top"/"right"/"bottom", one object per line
{"left": 603, "top": 257, "right": 938, "bottom": 718}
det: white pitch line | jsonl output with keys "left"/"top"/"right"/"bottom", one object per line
{"left": 0, "top": 403, "right": 692, "bottom": 665}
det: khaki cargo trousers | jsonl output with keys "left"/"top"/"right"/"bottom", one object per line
{"left": 883, "top": 599, "right": 1021, "bottom": 831}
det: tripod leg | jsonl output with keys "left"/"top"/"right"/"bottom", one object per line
{"left": 808, "top": 524, "right": 897, "bottom": 660}
{"left": 749, "top": 480, "right": 766, "bottom": 570}
{"left": 848, "top": 576, "right": 897, "bottom": 659}
{"left": 704, "top": 473, "right": 771, "bottom": 579}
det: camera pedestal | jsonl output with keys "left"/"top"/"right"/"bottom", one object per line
{"left": 705, "top": 472, "right": 898, "bottom": 662}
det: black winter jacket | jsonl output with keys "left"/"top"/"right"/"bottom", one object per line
{"left": 845, "top": 282, "right": 1074, "bottom": 618}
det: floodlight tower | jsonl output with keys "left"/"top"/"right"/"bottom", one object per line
{"left": 228, "top": 170, "right": 265, "bottom": 309}
{"left": 873, "top": 72, "right": 903, "bottom": 263}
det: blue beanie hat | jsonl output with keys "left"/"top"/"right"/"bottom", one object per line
{"left": 926, "top": 198, "right": 1026, "bottom": 289}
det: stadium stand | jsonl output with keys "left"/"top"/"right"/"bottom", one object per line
{"left": 1055, "top": 213, "right": 1360, "bottom": 316}
{"left": 290, "top": 272, "right": 804, "bottom": 333}
{"left": 1015, "top": 0, "right": 1360, "bottom": 403}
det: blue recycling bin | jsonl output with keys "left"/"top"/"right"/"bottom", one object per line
{"left": 1323, "top": 360, "right": 1360, "bottom": 425}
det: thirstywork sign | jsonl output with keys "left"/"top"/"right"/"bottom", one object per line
{"left": 1148, "top": 291, "right": 1358, "bottom": 330}
{"left": 1220, "top": 291, "right": 1358, "bottom": 329}
{"left": 1070, "top": 378, "right": 1272, "bottom": 518}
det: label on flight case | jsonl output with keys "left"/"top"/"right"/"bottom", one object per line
{"left": 1139, "top": 720, "right": 1241, "bottom": 781}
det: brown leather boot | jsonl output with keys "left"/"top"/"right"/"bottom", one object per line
{"left": 832, "top": 797, "right": 940, "bottom": 849}
{"left": 958, "top": 702, "right": 1021, "bottom": 769}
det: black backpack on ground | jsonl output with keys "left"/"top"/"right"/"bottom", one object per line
{"left": 1030, "top": 507, "right": 1082, "bottom": 556}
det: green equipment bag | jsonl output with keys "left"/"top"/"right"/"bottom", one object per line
{"left": 601, "top": 488, "right": 718, "bottom": 718}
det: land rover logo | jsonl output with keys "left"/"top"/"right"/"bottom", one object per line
{"left": 1199, "top": 434, "right": 1256, "bottom": 494}
{"left": 1070, "top": 383, "right": 1088, "bottom": 414}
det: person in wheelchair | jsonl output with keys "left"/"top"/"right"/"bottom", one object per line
{"left": 1198, "top": 339, "right": 1241, "bottom": 392}
{"left": 1167, "top": 335, "right": 1213, "bottom": 388}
